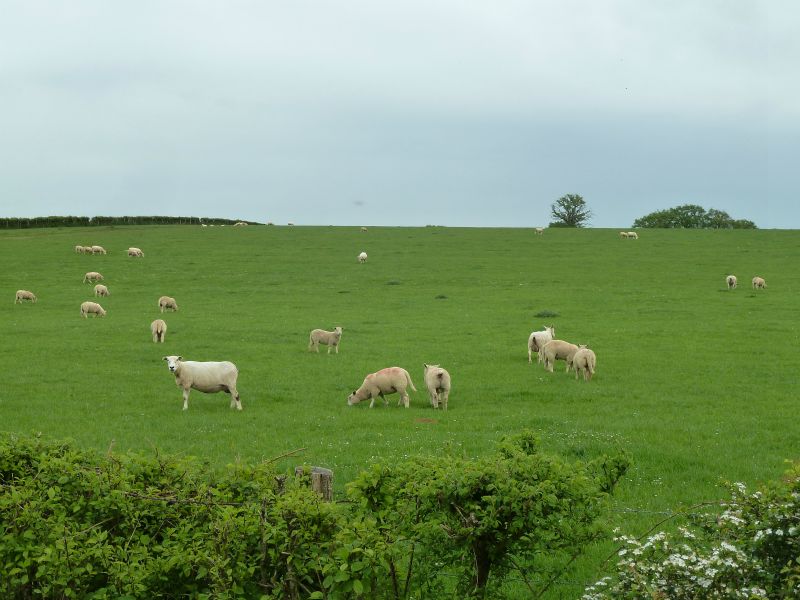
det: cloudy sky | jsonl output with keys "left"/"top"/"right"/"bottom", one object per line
{"left": 1, "top": 1, "right": 797, "bottom": 228}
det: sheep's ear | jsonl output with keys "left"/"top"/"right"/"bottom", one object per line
{"left": 423, "top": 363, "right": 429, "bottom": 369}
{"left": 162, "top": 356, "right": 168, "bottom": 361}
{"left": 177, "top": 356, "right": 183, "bottom": 361}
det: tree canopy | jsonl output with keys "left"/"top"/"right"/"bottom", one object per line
{"left": 632, "top": 205, "right": 756, "bottom": 229}
{"left": 550, "top": 194, "right": 592, "bottom": 227}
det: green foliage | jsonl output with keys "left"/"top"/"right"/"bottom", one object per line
{"left": 534, "top": 310, "right": 559, "bottom": 318}
{"left": 550, "top": 194, "right": 592, "bottom": 227}
{"left": 632, "top": 204, "right": 757, "bottom": 229}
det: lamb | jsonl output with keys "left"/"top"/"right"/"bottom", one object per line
{"left": 83, "top": 271, "right": 103, "bottom": 283}
{"left": 14, "top": 290, "right": 37, "bottom": 304}
{"left": 308, "top": 326, "right": 343, "bottom": 354}
{"left": 542, "top": 340, "right": 582, "bottom": 373}
{"left": 358, "top": 251, "right": 368, "bottom": 263}
{"left": 158, "top": 296, "right": 178, "bottom": 313}
{"left": 626, "top": 231, "right": 639, "bottom": 240}
{"left": 347, "top": 367, "right": 417, "bottom": 408}
{"left": 80, "top": 301, "right": 106, "bottom": 318}
{"left": 127, "top": 247, "right": 144, "bottom": 257}
{"left": 726, "top": 275, "right": 738, "bottom": 290}
{"left": 91, "top": 245, "right": 107, "bottom": 255}
{"left": 151, "top": 319, "right": 167, "bottom": 343}
{"left": 527, "top": 325, "right": 555, "bottom": 364}
{"left": 94, "top": 284, "right": 110, "bottom": 297}
{"left": 752, "top": 276, "right": 767, "bottom": 289}
{"left": 163, "top": 355, "right": 241, "bottom": 411}
{"left": 572, "top": 347, "right": 597, "bottom": 381}
{"left": 534, "top": 227, "right": 544, "bottom": 235}
{"left": 423, "top": 364, "right": 451, "bottom": 410}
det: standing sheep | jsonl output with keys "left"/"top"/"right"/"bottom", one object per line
{"left": 619, "top": 231, "right": 629, "bottom": 239}
{"left": 572, "top": 347, "right": 597, "bottom": 381}
{"left": 308, "top": 326, "right": 343, "bottom": 354}
{"left": 626, "top": 231, "right": 639, "bottom": 240}
{"left": 360, "top": 226, "right": 368, "bottom": 232}
{"left": 726, "top": 275, "right": 738, "bottom": 290}
{"left": 542, "top": 340, "right": 582, "bottom": 373}
{"left": 83, "top": 272, "right": 103, "bottom": 283}
{"left": 159, "top": 296, "right": 178, "bottom": 313}
{"left": 127, "top": 247, "right": 144, "bottom": 257}
{"left": 347, "top": 367, "right": 416, "bottom": 408}
{"left": 14, "top": 290, "right": 37, "bottom": 304}
{"left": 163, "top": 355, "right": 241, "bottom": 411}
{"left": 752, "top": 276, "right": 767, "bottom": 289}
{"left": 80, "top": 301, "right": 106, "bottom": 318}
{"left": 527, "top": 325, "right": 555, "bottom": 364}
{"left": 94, "top": 284, "right": 110, "bottom": 297}
{"left": 534, "top": 227, "right": 544, "bottom": 235}
{"left": 74, "top": 245, "right": 84, "bottom": 254}
{"left": 91, "top": 245, "right": 107, "bottom": 255}
{"left": 423, "top": 364, "right": 451, "bottom": 410}
{"left": 358, "top": 251, "right": 368, "bottom": 263}
{"left": 151, "top": 319, "right": 167, "bottom": 343}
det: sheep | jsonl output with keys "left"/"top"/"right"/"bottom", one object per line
{"left": 527, "top": 325, "right": 555, "bottom": 364}
{"left": 423, "top": 364, "right": 451, "bottom": 410}
{"left": 534, "top": 227, "right": 544, "bottom": 235}
{"left": 347, "top": 367, "right": 417, "bottom": 408}
{"left": 308, "top": 326, "right": 343, "bottom": 354}
{"left": 14, "top": 290, "right": 37, "bottom": 304}
{"left": 151, "top": 319, "right": 167, "bottom": 343}
{"left": 360, "top": 226, "right": 368, "bottom": 232}
{"left": 82, "top": 246, "right": 94, "bottom": 254}
{"left": 91, "top": 245, "right": 107, "bottom": 255}
{"left": 752, "top": 276, "right": 767, "bottom": 289}
{"left": 127, "top": 247, "right": 144, "bottom": 257}
{"left": 619, "top": 231, "right": 629, "bottom": 239}
{"left": 94, "top": 284, "right": 110, "bottom": 297}
{"left": 726, "top": 275, "right": 738, "bottom": 290}
{"left": 158, "top": 296, "right": 178, "bottom": 313}
{"left": 572, "top": 348, "right": 597, "bottom": 381}
{"left": 542, "top": 340, "right": 582, "bottom": 373}
{"left": 358, "top": 251, "right": 368, "bottom": 263}
{"left": 626, "top": 231, "right": 639, "bottom": 240}
{"left": 233, "top": 221, "right": 248, "bottom": 227}
{"left": 162, "top": 355, "right": 241, "bottom": 411}
{"left": 74, "top": 245, "right": 84, "bottom": 253}
{"left": 80, "top": 301, "right": 106, "bottom": 318}
{"left": 83, "top": 271, "right": 103, "bottom": 283}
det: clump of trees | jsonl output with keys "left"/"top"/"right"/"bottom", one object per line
{"left": 632, "top": 205, "right": 756, "bottom": 229}
{"left": 550, "top": 194, "right": 592, "bottom": 227}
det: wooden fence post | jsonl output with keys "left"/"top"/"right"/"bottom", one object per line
{"left": 295, "top": 466, "right": 334, "bottom": 501}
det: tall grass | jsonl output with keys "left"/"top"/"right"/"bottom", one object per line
{"left": 1, "top": 224, "right": 797, "bottom": 595}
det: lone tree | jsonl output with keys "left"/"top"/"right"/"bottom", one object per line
{"left": 550, "top": 194, "right": 592, "bottom": 227}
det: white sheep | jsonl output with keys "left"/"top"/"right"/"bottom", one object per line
{"left": 82, "top": 246, "right": 94, "bottom": 254}
{"left": 726, "top": 275, "right": 738, "bottom": 290}
{"left": 163, "top": 355, "right": 241, "bottom": 411}
{"left": 80, "top": 301, "right": 106, "bottom": 318}
{"left": 527, "top": 325, "right": 555, "bottom": 364}
{"left": 14, "top": 290, "right": 37, "bottom": 304}
{"left": 94, "top": 284, "right": 110, "bottom": 297}
{"left": 83, "top": 271, "right": 103, "bottom": 283}
{"left": 308, "top": 326, "right": 343, "bottom": 354}
{"left": 626, "top": 231, "right": 639, "bottom": 240}
{"left": 542, "top": 340, "right": 582, "bottom": 373}
{"left": 358, "top": 251, "right": 368, "bottom": 263}
{"left": 619, "top": 231, "right": 629, "bottom": 239}
{"left": 534, "top": 227, "right": 544, "bottom": 235}
{"left": 91, "top": 245, "right": 107, "bottom": 255}
{"left": 423, "top": 364, "right": 451, "bottom": 410}
{"left": 127, "top": 247, "right": 144, "bottom": 257}
{"left": 151, "top": 319, "right": 167, "bottom": 343}
{"left": 360, "top": 226, "right": 368, "bottom": 232}
{"left": 572, "top": 347, "right": 596, "bottom": 381}
{"left": 347, "top": 367, "right": 416, "bottom": 408}
{"left": 74, "top": 245, "right": 84, "bottom": 254}
{"left": 233, "top": 221, "right": 248, "bottom": 227}
{"left": 158, "top": 296, "right": 178, "bottom": 313}
{"left": 752, "top": 276, "right": 767, "bottom": 289}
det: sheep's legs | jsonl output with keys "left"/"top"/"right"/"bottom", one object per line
{"left": 182, "top": 388, "right": 190, "bottom": 410}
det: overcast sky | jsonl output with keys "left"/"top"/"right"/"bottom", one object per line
{"left": 1, "top": 1, "right": 797, "bottom": 228}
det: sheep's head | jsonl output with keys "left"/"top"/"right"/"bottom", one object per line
{"left": 334, "top": 326, "right": 343, "bottom": 334}
{"left": 347, "top": 391, "right": 360, "bottom": 406}
{"left": 163, "top": 355, "right": 183, "bottom": 372}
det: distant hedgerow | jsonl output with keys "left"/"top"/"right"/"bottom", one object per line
{"left": 535, "top": 310, "right": 559, "bottom": 318}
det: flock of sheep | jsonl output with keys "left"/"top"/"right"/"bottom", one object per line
{"left": 527, "top": 326, "right": 597, "bottom": 381}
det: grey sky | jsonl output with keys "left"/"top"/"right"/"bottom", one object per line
{"left": 1, "top": 1, "right": 797, "bottom": 228}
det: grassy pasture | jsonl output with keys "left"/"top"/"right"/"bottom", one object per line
{"left": 1, "top": 224, "right": 798, "bottom": 594}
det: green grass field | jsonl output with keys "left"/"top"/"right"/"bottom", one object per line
{"left": 1, "top": 224, "right": 797, "bottom": 596}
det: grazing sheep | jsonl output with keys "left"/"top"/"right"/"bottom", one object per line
{"left": 151, "top": 319, "right": 167, "bottom": 343}
{"left": 127, "top": 247, "right": 144, "bottom": 257}
{"left": 626, "top": 231, "right": 639, "bottom": 240}
{"left": 423, "top": 364, "right": 451, "bottom": 410}
{"left": 619, "top": 231, "right": 629, "bottom": 239}
{"left": 360, "top": 226, "right": 368, "bottom": 232}
{"left": 158, "top": 296, "right": 178, "bottom": 313}
{"left": 542, "top": 340, "right": 582, "bottom": 373}
{"left": 233, "top": 221, "right": 248, "bottom": 227}
{"left": 572, "top": 348, "right": 596, "bottom": 381}
{"left": 163, "top": 355, "right": 241, "bottom": 411}
{"left": 14, "top": 290, "right": 37, "bottom": 304}
{"left": 358, "top": 251, "right": 368, "bottom": 263}
{"left": 82, "top": 245, "right": 94, "bottom": 254}
{"left": 308, "top": 326, "right": 343, "bottom": 354}
{"left": 752, "top": 276, "right": 767, "bottom": 289}
{"left": 347, "top": 367, "right": 416, "bottom": 408}
{"left": 91, "top": 245, "right": 107, "bottom": 255}
{"left": 534, "top": 227, "right": 544, "bottom": 235}
{"left": 74, "top": 245, "right": 84, "bottom": 253}
{"left": 83, "top": 271, "right": 103, "bottom": 283}
{"left": 80, "top": 301, "right": 106, "bottom": 318}
{"left": 726, "top": 275, "right": 738, "bottom": 290}
{"left": 93, "top": 284, "right": 110, "bottom": 297}
{"left": 528, "top": 325, "right": 556, "bottom": 364}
